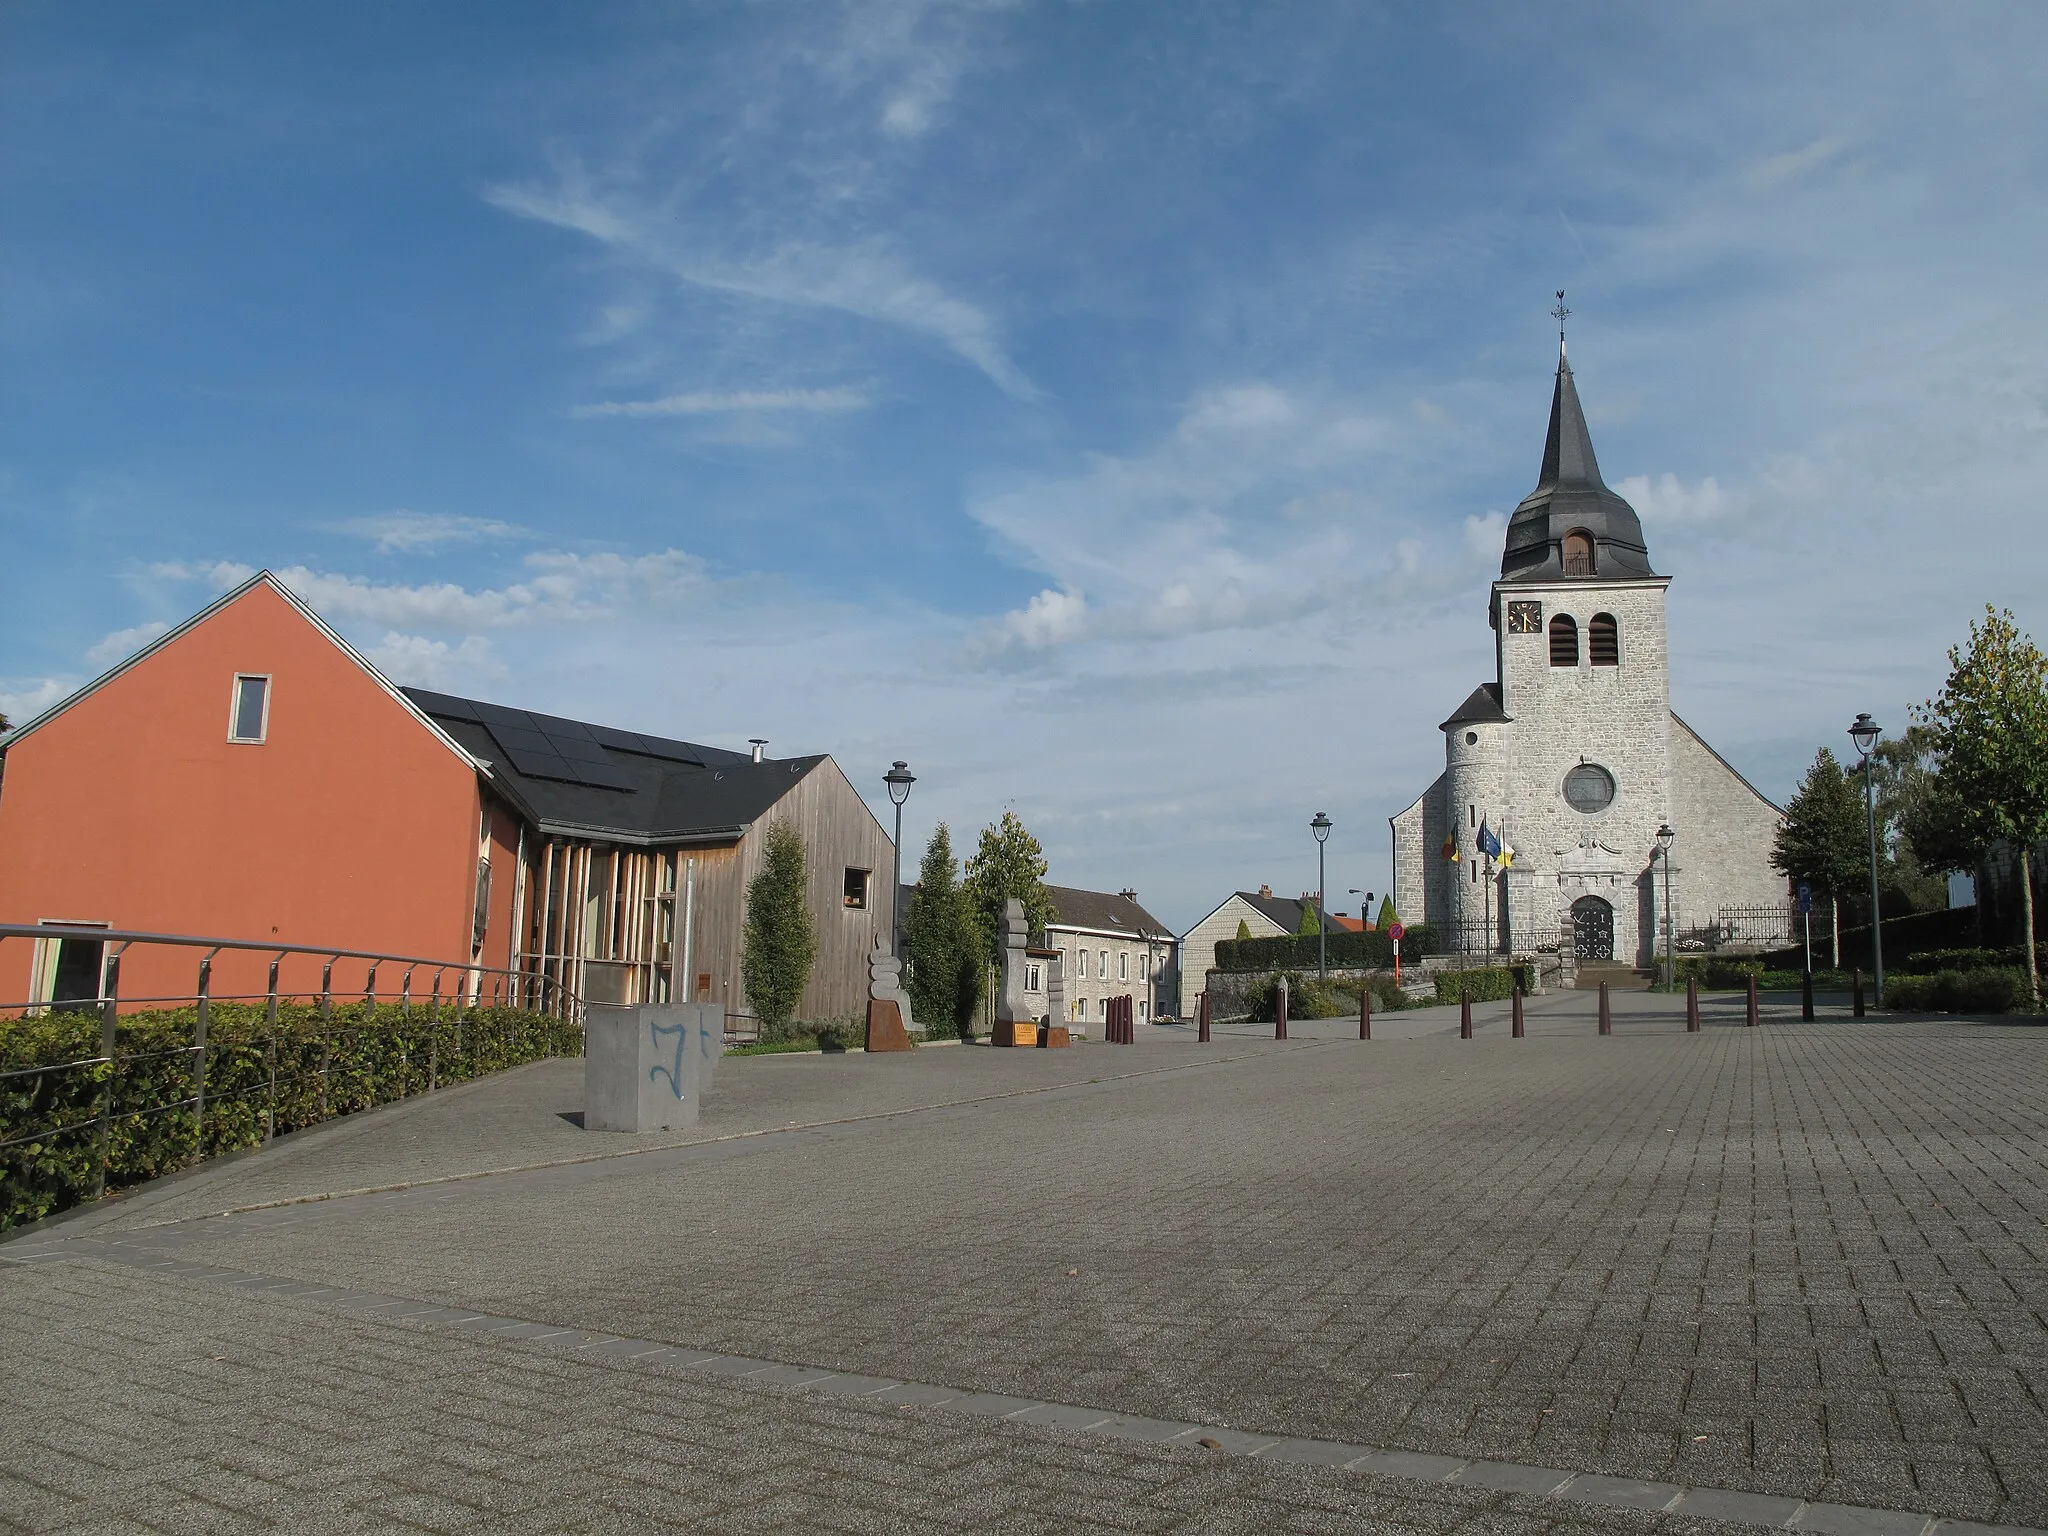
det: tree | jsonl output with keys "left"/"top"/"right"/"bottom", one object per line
{"left": 1772, "top": 747, "right": 1866, "bottom": 966}
{"left": 1920, "top": 606, "right": 2048, "bottom": 1004}
{"left": 1295, "top": 900, "right": 1322, "bottom": 936}
{"left": 1375, "top": 895, "right": 1399, "bottom": 931}
{"left": 1234, "top": 917, "right": 1253, "bottom": 941}
{"left": 1866, "top": 725, "right": 1966, "bottom": 911}
{"left": 741, "top": 821, "right": 815, "bottom": 1033}
{"left": 904, "top": 824, "right": 981, "bottom": 1041}
{"left": 962, "top": 811, "right": 1057, "bottom": 970}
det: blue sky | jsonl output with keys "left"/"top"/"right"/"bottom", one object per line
{"left": 4, "top": 2, "right": 2045, "bottom": 931}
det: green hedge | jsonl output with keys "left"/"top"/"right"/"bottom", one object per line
{"left": 1216, "top": 925, "right": 1435, "bottom": 973}
{"left": 1884, "top": 968, "right": 2033, "bottom": 1015}
{"left": 1758, "top": 906, "right": 1984, "bottom": 972}
{"left": 1431, "top": 967, "right": 1522, "bottom": 1005}
{"left": 1, "top": 1001, "right": 577, "bottom": 1230}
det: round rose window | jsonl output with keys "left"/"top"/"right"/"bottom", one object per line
{"left": 1563, "top": 763, "right": 1616, "bottom": 814}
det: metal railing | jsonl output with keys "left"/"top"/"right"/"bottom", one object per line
{"left": 1, "top": 924, "right": 586, "bottom": 1223}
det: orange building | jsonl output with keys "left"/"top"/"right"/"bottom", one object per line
{"left": 0, "top": 573, "right": 896, "bottom": 1027}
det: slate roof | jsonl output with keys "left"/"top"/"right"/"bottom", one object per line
{"left": 1045, "top": 885, "right": 1175, "bottom": 942}
{"left": 1232, "top": 890, "right": 1344, "bottom": 937}
{"left": 404, "top": 687, "right": 820, "bottom": 845}
{"left": 1499, "top": 356, "right": 1658, "bottom": 584}
{"left": 1441, "top": 683, "right": 1511, "bottom": 731}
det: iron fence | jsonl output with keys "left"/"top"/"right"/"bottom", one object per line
{"left": 0, "top": 924, "right": 586, "bottom": 1227}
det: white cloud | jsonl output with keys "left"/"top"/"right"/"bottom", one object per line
{"left": 86, "top": 620, "right": 170, "bottom": 666}
{"left": 1745, "top": 135, "right": 1849, "bottom": 191}
{"left": 329, "top": 511, "right": 534, "bottom": 554}
{"left": 1461, "top": 512, "right": 1507, "bottom": 563}
{"left": 361, "top": 633, "right": 504, "bottom": 692}
{"left": 1616, "top": 473, "right": 1745, "bottom": 525}
{"left": 0, "top": 677, "right": 74, "bottom": 726}
{"left": 571, "top": 386, "right": 874, "bottom": 419}
{"left": 988, "top": 586, "right": 1087, "bottom": 651}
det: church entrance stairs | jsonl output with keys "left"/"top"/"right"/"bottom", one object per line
{"left": 1573, "top": 961, "right": 1651, "bottom": 992}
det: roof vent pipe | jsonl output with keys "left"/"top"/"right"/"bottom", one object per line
{"left": 749, "top": 738, "right": 767, "bottom": 764}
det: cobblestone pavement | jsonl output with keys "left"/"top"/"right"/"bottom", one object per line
{"left": 6, "top": 1002, "right": 2047, "bottom": 1532}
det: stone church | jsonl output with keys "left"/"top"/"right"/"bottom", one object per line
{"left": 1390, "top": 345, "right": 1784, "bottom": 966}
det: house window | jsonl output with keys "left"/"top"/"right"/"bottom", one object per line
{"left": 1561, "top": 530, "right": 1595, "bottom": 576}
{"left": 1549, "top": 614, "right": 1579, "bottom": 667}
{"left": 1118, "top": 952, "right": 1129, "bottom": 981}
{"left": 1026, "top": 963, "right": 1042, "bottom": 991}
{"left": 472, "top": 857, "right": 493, "bottom": 948}
{"left": 229, "top": 674, "right": 270, "bottom": 742}
{"left": 1078, "top": 997, "right": 1090, "bottom": 1020}
{"left": 1099, "top": 949, "right": 1109, "bottom": 979}
{"left": 843, "top": 869, "right": 870, "bottom": 909}
{"left": 1589, "top": 612, "right": 1619, "bottom": 666}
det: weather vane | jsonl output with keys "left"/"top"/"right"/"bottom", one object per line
{"left": 1551, "top": 289, "right": 1570, "bottom": 356}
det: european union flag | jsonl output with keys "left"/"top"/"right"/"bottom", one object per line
{"left": 1476, "top": 819, "right": 1502, "bottom": 859}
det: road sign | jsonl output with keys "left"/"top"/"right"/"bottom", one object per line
{"left": 1386, "top": 922, "right": 1405, "bottom": 942}
{"left": 1796, "top": 883, "right": 1812, "bottom": 914}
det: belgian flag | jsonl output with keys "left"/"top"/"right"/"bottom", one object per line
{"left": 1440, "top": 830, "right": 1459, "bottom": 862}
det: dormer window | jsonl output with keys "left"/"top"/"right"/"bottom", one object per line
{"left": 1549, "top": 614, "right": 1579, "bottom": 667}
{"left": 1561, "top": 530, "right": 1595, "bottom": 576}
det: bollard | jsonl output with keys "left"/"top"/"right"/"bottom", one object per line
{"left": 1801, "top": 970, "right": 1815, "bottom": 1022}
{"left": 1598, "top": 980, "right": 1612, "bottom": 1035}
{"left": 1459, "top": 991, "right": 1472, "bottom": 1038}
{"left": 1511, "top": 985, "right": 1524, "bottom": 1038}
{"left": 1852, "top": 967, "right": 1865, "bottom": 1018}
{"left": 1198, "top": 992, "right": 1211, "bottom": 1044}
{"left": 1746, "top": 975, "right": 1760, "bottom": 1027}
{"left": 1686, "top": 977, "right": 1700, "bottom": 1032}
{"left": 1275, "top": 976, "right": 1289, "bottom": 1040}
{"left": 1360, "top": 987, "right": 1372, "bottom": 1041}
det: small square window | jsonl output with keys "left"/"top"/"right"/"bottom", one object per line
{"left": 229, "top": 674, "right": 270, "bottom": 743}
{"left": 843, "top": 869, "right": 870, "bottom": 909}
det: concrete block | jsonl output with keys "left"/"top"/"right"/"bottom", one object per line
{"left": 583, "top": 1003, "right": 721, "bottom": 1133}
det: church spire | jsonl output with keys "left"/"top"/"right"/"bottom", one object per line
{"left": 1497, "top": 309, "right": 1657, "bottom": 584}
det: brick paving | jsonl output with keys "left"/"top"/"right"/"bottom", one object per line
{"left": 6, "top": 1002, "right": 2048, "bottom": 1532}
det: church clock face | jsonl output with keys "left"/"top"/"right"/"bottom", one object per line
{"left": 1505, "top": 600, "right": 1542, "bottom": 634}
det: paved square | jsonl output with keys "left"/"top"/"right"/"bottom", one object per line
{"left": 5, "top": 996, "right": 2047, "bottom": 1532}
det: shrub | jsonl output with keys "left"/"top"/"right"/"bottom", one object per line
{"left": 1884, "top": 968, "right": 2030, "bottom": 1014}
{"left": 1244, "top": 972, "right": 1349, "bottom": 1022}
{"left": 1893, "top": 947, "right": 2025, "bottom": 976}
{"left": 1431, "top": 967, "right": 1520, "bottom": 1005}
{"left": 1, "top": 1000, "right": 575, "bottom": 1230}
{"left": 1216, "top": 926, "right": 1435, "bottom": 973}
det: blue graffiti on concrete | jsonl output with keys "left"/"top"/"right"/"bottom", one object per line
{"left": 648, "top": 1018, "right": 690, "bottom": 1099}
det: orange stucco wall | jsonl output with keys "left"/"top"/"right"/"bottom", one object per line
{"left": 0, "top": 581, "right": 485, "bottom": 1007}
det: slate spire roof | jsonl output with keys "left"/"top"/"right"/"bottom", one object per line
{"left": 1499, "top": 354, "right": 1657, "bottom": 584}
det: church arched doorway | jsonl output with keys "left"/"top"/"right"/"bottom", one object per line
{"left": 1571, "top": 896, "right": 1614, "bottom": 961}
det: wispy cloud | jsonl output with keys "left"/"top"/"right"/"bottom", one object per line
{"left": 487, "top": 175, "right": 1036, "bottom": 399}
{"left": 329, "top": 510, "right": 534, "bottom": 554}
{"left": 86, "top": 620, "right": 170, "bottom": 666}
{"left": 151, "top": 550, "right": 715, "bottom": 631}
{"left": 571, "top": 386, "right": 874, "bottom": 419}
{"left": 361, "top": 632, "right": 504, "bottom": 692}
{"left": 0, "top": 677, "right": 75, "bottom": 726}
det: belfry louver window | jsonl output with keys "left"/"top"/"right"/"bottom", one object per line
{"left": 1549, "top": 614, "right": 1579, "bottom": 667}
{"left": 1589, "top": 613, "right": 1619, "bottom": 666}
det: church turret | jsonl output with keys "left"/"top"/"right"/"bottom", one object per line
{"left": 1499, "top": 349, "right": 1656, "bottom": 584}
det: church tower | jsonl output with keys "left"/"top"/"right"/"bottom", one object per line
{"left": 1391, "top": 319, "right": 1785, "bottom": 970}
{"left": 1482, "top": 346, "right": 1672, "bottom": 963}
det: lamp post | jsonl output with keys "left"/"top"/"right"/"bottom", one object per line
{"left": 1655, "top": 823, "right": 1676, "bottom": 989}
{"left": 1350, "top": 889, "right": 1375, "bottom": 928}
{"left": 1310, "top": 812, "right": 1333, "bottom": 980}
{"left": 883, "top": 761, "right": 916, "bottom": 962}
{"left": 1848, "top": 713, "right": 1884, "bottom": 1008}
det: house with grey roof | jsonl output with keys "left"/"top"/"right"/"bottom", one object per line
{"left": 1029, "top": 885, "right": 1177, "bottom": 1032}
{"left": 1177, "top": 886, "right": 1348, "bottom": 1021}
{"left": 404, "top": 688, "right": 896, "bottom": 1029}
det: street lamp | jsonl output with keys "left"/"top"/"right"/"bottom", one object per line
{"left": 1350, "top": 889, "right": 1375, "bottom": 927}
{"left": 883, "top": 761, "right": 916, "bottom": 962}
{"left": 1848, "top": 713, "right": 1884, "bottom": 1008}
{"left": 1654, "top": 823, "right": 1676, "bottom": 989}
{"left": 1310, "top": 812, "right": 1333, "bottom": 980}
